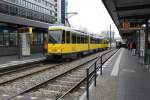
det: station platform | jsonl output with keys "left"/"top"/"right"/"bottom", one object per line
{"left": 80, "top": 48, "right": 150, "bottom": 100}
{"left": 0, "top": 53, "right": 45, "bottom": 71}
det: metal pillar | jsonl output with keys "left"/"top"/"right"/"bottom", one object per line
{"left": 110, "top": 24, "right": 111, "bottom": 48}
{"left": 86, "top": 69, "right": 89, "bottom": 100}
{"left": 144, "top": 19, "right": 149, "bottom": 64}
{"left": 42, "top": 33, "right": 45, "bottom": 56}
{"left": 94, "top": 63, "right": 97, "bottom": 87}
{"left": 17, "top": 33, "right": 21, "bottom": 59}
{"left": 138, "top": 30, "right": 141, "bottom": 57}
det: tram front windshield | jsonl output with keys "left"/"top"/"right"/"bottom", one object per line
{"left": 48, "top": 30, "right": 62, "bottom": 44}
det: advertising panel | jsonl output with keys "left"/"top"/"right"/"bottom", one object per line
{"left": 20, "top": 33, "right": 31, "bottom": 56}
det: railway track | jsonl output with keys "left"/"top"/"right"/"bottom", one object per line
{"left": 0, "top": 49, "right": 116, "bottom": 100}
{"left": 59, "top": 49, "right": 119, "bottom": 100}
{"left": 0, "top": 63, "right": 62, "bottom": 85}
{"left": 0, "top": 58, "right": 46, "bottom": 75}
{"left": 22, "top": 58, "right": 97, "bottom": 100}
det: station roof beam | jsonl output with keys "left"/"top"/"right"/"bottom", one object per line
{"left": 102, "top": 0, "right": 150, "bottom": 37}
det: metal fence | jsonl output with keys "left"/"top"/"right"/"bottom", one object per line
{"left": 86, "top": 49, "right": 117, "bottom": 100}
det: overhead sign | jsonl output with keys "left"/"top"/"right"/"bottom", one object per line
{"left": 121, "top": 20, "right": 141, "bottom": 29}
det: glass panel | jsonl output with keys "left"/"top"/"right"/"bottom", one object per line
{"left": 48, "top": 30, "right": 62, "bottom": 44}
{"left": 9, "top": 33, "right": 17, "bottom": 46}
{"left": 66, "top": 31, "right": 70, "bottom": 43}
{"left": 81, "top": 35, "right": 84, "bottom": 43}
{"left": 77, "top": 34, "right": 81, "bottom": 43}
{"left": 3, "top": 34, "right": 10, "bottom": 46}
{"left": 85, "top": 35, "right": 89, "bottom": 43}
{"left": 33, "top": 33, "right": 38, "bottom": 45}
{"left": 62, "top": 30, "right": 65, "bottom": 44}
{"left": 0, "top": 33, "right": 4, "bottom": 46}
{"left": 72, "top": 32, "right": 76, "bottom": 44}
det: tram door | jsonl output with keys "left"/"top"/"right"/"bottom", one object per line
{"left": 18, "top": 27, "right": 32, "bottom": 56}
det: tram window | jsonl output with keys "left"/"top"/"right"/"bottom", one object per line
{"left": 87, "top": 36, "right": 89, "bottom": 43}
{"left": 100, "top": 39, "right": 102, "bottom": 43}
{"left": 80, "top": 36, "right": 82, "bottom": 43}
{"left": 48, "top": 31, "right": 62, "bottom": 44}
{"left": 93, "top": 38, "right": 95, "bottom": 44}
{"left": 77, "top": 34, "right": 81, "bottom": 43}
{"left": 84, "top": 36, "right": 86, "bottom": 43}
{"left": 66, "top": 31, "right": 70, "bottom": 43}
{"left": 62, "top": 30, "right": 65, "bottom": 44}
{"left": 106, "top": 40, "right": 108, "bottom": 44}
{"left": 102, "top": 40, "right": 104, "bottom": 44}
{"left": 99, "top": 39, "right": 101, "bottom": 44}
{"left": 90, "top": 37, "right": 91, "bottom": 43}
{"left": 97, "top": 39, "right": 99, "bottom": 43}
{"left": 81, "top": 35, "right": 84, "bottom": 43}
{"left": 94, "top": 38, "right": 96, "bottom": 44}
{"left": 95, "top": 39, "right": 98, "bottom": 44}
{"left": 72, "top": 33, "right": 76, "bottom": 44}
{"left": 97, "top": 39, "right": 99, "bottom": 44}
{"left": 90, "top": 37, "right": 92, "bottom": 43}
{"left": 95, "top": 39, "right": 97, "bottom": 44}
{"left": 92, "top": 38, "right": 95, "bottom": 44}
{"left": 84, "top": 36, "right": 88, "bottom": 43}
{"left": 91, "top": 37, "right": 94, "bottom": 44}
{"left": 84, "top": 36, "right": 87, "bottom": 43}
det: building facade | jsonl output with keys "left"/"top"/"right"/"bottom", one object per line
{"left": 101, "top": 31, "right": 115, "bottom": 47}
{"left": 55, "top": 0, "right": 67, "bottom": 25}
{"left": 101, "top": 31, "right": 115, "bottom": 40}
{"left": 0, "top": 0, "right": 57, "bottom": 23}
{"left": 61, "top": 0, "right": 66, "bottom": 25}
{"left": 0, "top": 0, "right": 62, "bottom": 56}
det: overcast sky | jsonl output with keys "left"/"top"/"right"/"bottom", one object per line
{"left": 67, "top": 0, "right": 120, "bottom": 37}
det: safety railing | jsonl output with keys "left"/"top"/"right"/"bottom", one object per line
{"left": 86, "top": 49, "right": 117, "bottom": 100}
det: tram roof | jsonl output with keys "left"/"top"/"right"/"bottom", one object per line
{"left": 49, "top": 26, "right": 106, "bottom": 39}
{"left": 49, "top": 26, "right": 88, "bottom": 35}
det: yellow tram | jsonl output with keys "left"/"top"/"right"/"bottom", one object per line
{"left": 46, "top": 26, "right": 109, "bottom": 59}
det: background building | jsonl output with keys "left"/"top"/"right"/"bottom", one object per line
{"left": 101, "top": 31, "right": 115, "bottom": 47}
{"left": 0, "top": 0, "right": 63, "bottom": 56}
{"left": 101, "top": 31, "right": 115, "bottom": 40}
{"left": 55, "top": 0, "right": 67, "bottom": 25}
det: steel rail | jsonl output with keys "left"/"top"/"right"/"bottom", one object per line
{"left": 58, "top": 49, "right": 119, "bottom": 100}
{"left": 6, "top": 55, "right": 100, "bottom": 100}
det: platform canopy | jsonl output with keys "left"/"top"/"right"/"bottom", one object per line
{"left": 102, "top": 0, "right": 150, "bottom": 38}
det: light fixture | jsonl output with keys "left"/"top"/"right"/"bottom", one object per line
{"left": 142, "top": 24, "right": 146, "bottom": 28}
